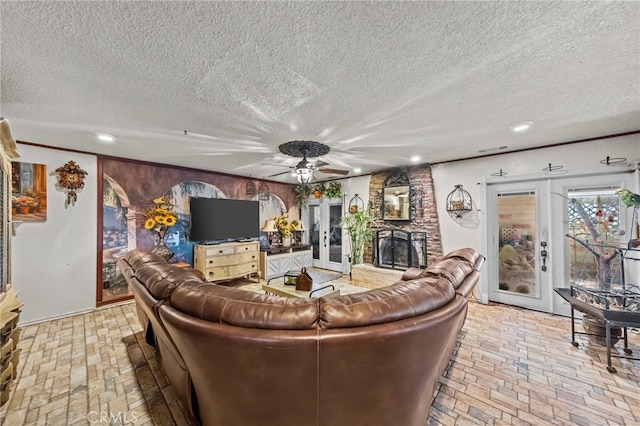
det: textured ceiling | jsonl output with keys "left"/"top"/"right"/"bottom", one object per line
{"left": 1, "top": 1, "right": 639, "bottom": 182}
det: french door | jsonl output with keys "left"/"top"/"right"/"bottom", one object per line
{"left": 486, "top": 181, "right": 552, "bottom": 312}
{"left": 486, "top": 172, "right": 635, "bottom": 314}
{"left": 307, "top": 197, "right": 344, "bottom": 272}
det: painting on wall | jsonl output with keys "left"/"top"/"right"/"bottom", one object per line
{"left": 99, "top": 157, "right": 294, "bottom": 305}
{"left": 11, "top": 162, "right": 47, "bottom": 222}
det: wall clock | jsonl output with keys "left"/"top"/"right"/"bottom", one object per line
{"left": 54, "top": 160, "right": 88, "bottom": 207}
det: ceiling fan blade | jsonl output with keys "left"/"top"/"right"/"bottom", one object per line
{"left": 318, "top": 167, "right": 349, "bottom": 175}
{"left": 262, "top": 163, "right": 294, "bottom": 169}
{"left": 314, "top": 160, "right": 330, "bottom": 167}
{"left": 267, "top": 170, "right": 293, "bottom": 178}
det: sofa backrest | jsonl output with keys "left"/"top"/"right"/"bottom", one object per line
{"left": 442, "top": 247, "right": 481, "bottom": 265}
{"left": 123, "top": 249, "right": 204, "bottom": 300}
{"left": 319, "top": 277, "right": 454, "bottom": 328}
{"left": 400, "top": 248, "right": 484, "bottom": 289}
{"left": 168, "top": 273, "right": 457, "bottom": 331}
{"left": 125, "top": 249, "right": 169, "bottom": 270}
{"left": 170, "top": 281, "right": 320, "bottom": 330}
{"left": 135, "top": 263, "right": 203, "bottom": 300}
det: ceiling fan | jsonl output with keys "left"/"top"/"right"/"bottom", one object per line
{"left": 267, "top": 140, "right": 349, "bottom": 183}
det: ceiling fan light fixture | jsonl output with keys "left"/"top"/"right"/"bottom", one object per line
{"left": 295, "top": 167, "right": 314, "bottom": 184}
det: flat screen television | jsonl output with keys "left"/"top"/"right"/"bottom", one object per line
{"left": 190, "top": 198, "right": 260, "bottom": 242}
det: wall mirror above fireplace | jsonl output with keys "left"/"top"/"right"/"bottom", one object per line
{"left": 382, "top": 170, "right": 411, "bottom": 221}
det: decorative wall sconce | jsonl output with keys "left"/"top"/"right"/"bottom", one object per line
{"left": 542, "top": 163, "right": 564, "bottom": 174}
{"left": 348, "top": 193, "right": 364, "bottom": 213}
{"left": 245, "top": 180, "right": 257, "bottom": 197}
{"left": 600, "top": 156, "right": 629, "bottom": 167}
{"left": 446, "top": 184, "right": 473, "bottom": 218}
{"left": 53, "top": 160, "right": 88, "bottom": 207}
{"left": 258, "top": 181, "right": 270, "bottom": 201}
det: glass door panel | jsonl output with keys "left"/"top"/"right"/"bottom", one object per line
{"left": 307, "top": 198, "right": 343, "bottom": 272}
{"left": 497, "top": 192, "right": 538, "bottom": 297}
{"left": 308, "top": 204, "right": 320, "bottom": 261}
{"left": 329, "top": 204, "right": 342, "bottom": 263}
{"left": 566, "top": 188, "right": 623, "bottom": 288}
{"left": 487, "top": 181, "right": 551, "bottom": 312}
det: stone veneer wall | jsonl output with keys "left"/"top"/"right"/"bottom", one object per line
{"left": 364, "top": 164, "right": 443, "bottom": 266}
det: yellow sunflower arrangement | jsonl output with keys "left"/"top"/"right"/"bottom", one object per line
{"left": 143, "top": 196, "right": 178, "bottom": 235}
{"left": 273, "top": 214, "right": 299, "bottom": 237}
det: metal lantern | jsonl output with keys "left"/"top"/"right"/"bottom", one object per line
{"left": 348, "top": 193, "right": 364, "bottom": 214}
{"left": 258, "top": 181, "right": 270, "bottom": 201}
{"left": 245, "top": 180, "right": 257, "bottom": 197}
{"left": 446, "top": 184, "right": 472, "bottom": 218}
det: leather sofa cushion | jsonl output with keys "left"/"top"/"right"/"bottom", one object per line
{"left": 125, "top": 249, "right": 169, "bottom": 270}
{"left": 136, "top": 263, "right": 203, "bottom": 300}
{"left": 401, "top": 267, "right": 424, "bottom": 281}
{"left": 170, "top": 281, "right": 320, "bottom": 330}
{"left": 420, "top": 258, "right": 473, "bottom": 289}
{"left": 442, "top": 248, "right": 480, "bottom": 266}
{"left": 319, "top": 278, "right": 455, "bottom": 328}
{"left": 402, "top": 248, "right": 481, "bottom": 282}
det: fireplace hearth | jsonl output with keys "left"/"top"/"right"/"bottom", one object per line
{"left": 374, "top": 229, "right": 427, "bottom": 270}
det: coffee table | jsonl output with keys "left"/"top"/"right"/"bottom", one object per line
{"left": 262, "top": 274, "right": 340, "bottom": 298}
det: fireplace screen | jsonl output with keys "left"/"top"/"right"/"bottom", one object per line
{"left": 374, "top": 229, "right": 427, "bottom": 270}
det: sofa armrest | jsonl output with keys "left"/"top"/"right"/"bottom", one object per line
{"left": 401, "top": 267, "right": 425, "bottom": 281}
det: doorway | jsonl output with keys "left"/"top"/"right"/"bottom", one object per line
{"left": 485, "top": 172, "right": 635, "bottom": 314}
{"left": 307, "top": 197, "right": 344, "bottom": 272}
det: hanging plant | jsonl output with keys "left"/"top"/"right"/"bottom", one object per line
{"left": 324, "top": 181, "right": 342, "bottom": 199}
{"left": 294, "top": 184, "right": 312, "bottom": 209}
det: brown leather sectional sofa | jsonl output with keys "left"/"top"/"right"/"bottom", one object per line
{"left": 117, "top": 247, "right": 484, "bottom": 426}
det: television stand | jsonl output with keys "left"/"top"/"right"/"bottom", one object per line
{"left": 194, "top": 241, "right": 260, "bottom": 283}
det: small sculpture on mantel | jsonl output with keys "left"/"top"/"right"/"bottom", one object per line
{"left": 53, "top": 160, "right": 88, "bottom": 207}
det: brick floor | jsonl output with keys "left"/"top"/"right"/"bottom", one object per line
{"left": 1, "top": 277, "right": 638, "bottom": 425}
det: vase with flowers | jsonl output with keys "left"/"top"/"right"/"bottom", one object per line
{"left": 143, "top": 196, "right": 178, "bottom": 260}
{"left": 274, "top": 214, "right": 299, "bottom": 246}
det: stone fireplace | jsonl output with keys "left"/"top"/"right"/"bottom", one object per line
{"left": 374, "top": 229, "right": 427, "bottom": 270}
{"left": 365, "top": 164, "right": 443, "bottom": 268}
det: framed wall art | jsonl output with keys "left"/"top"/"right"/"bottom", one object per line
{"left": 11, "top": 162, "right": 47, "bottom": 222}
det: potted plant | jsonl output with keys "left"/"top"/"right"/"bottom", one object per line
{"left": 312, "top": 182, "right": 326, "bottom": 198}
{"left": 324, "top": 181, "right": 342, "bottom": 199}
{"left": 341, "top": 208, "right": 378, "bottom": 272}
{"left": 294, "top": 184, "right": 312, "bottom": 209}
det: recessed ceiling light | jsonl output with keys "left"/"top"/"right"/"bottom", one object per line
{"left": 96, "top": 133, "right": 116, "bottom": 142}
{"left": 353, "top": 168, "right": 362, "bottom": 173}
{"left": 509, "top": 121, "right": 534, "bottom": 133}
{"left": 410, "top": 155, "right": 421, "bottom": 163}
